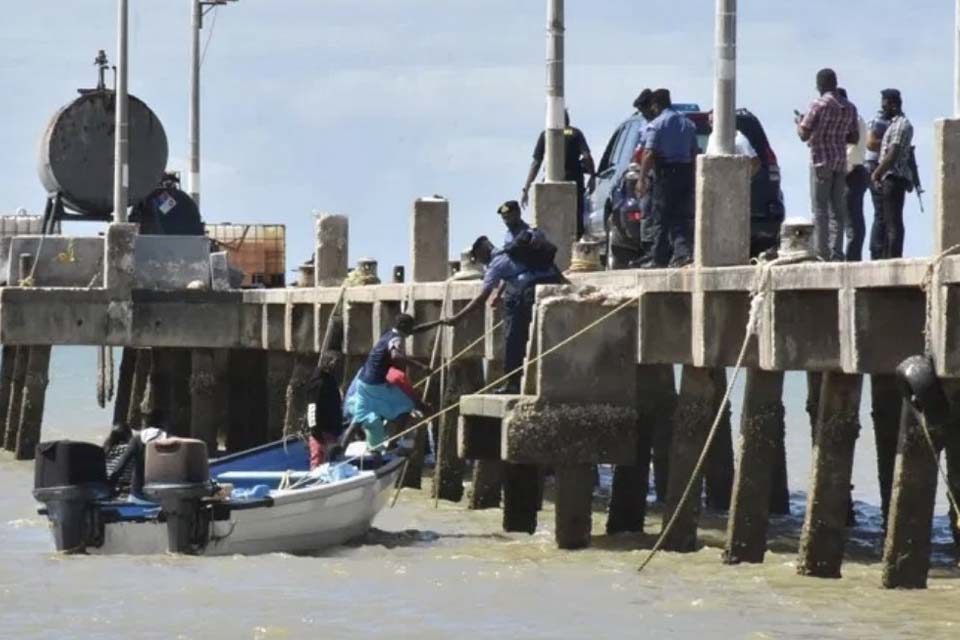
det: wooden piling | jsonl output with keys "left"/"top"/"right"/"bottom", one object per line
{"left": 871, "top": 374, "right": 902, "bottom": 527}
{"left": 797, "top": 372, "right": 863, "bottom": 579}
{"left": 111, "top": 347, "right": 136, "bottom": 428}
{"left": 502, "top": 463, "right": 539, "bottom": 534}
{"left": 468, "top": 460, "right": 502, "bottom": 509}
{"left": 0, "top": 346, "right": 16, "bottom": 448}
{"left": 555, "top": 464, "right": 594, "bottom": 549}
{"left": 190, "top": 349, "right": 223, "bottom": 452}
{"left": 15, "top": 346, "right": 52, "bottom": 460}
{"left": 4, "top": 347, "right": 28, "bottom": 451}
{"left": 881, "top": 401, "right": 942, "bottom": 589}
{"left": 127, "top": 349, "right": 151, "bottom": 428}
{"left": 724, "top": 369, "right": 785, "bottom": 564}
{"left": 705, "top": 369, "right": 734, "bottom": 511}
{"left": 661, "top": 366, "right": 724, "bottom": 552}
{"left": 266, "top": 351, "right": 294, "bottom": 441}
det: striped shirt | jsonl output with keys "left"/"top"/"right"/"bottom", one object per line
{"left": 879, "top": 114, "right": 914, "bottom": 185}
{"left": 800, "top": 92, "right": 859, "bottom": 171}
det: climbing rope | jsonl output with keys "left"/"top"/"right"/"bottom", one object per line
{"left": 637, "top": 254, "right": 811, "bottom": 575}
{"left": 412, "top": 319, "right": 504, "bottom": 391}
{"left": 18, "top": 233, "right": 47, "bottom": 288}
{"left": 918, "top": 413, "right": 960, "bottom": 530}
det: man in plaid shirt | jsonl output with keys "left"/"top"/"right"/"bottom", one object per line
{"left": 797, "top": 68, "right": 860, "bottom": 261}
{"left": 870, "top": 89, "right": 914, "bottom": 259}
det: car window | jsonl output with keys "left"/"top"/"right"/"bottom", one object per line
{"left": 614, "top": 121, "right": 643, "bottom": 169}
{"left": 598, "top": 125, "right": 624, "bottom": 173}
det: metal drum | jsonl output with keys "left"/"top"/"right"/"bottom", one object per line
{"left": 37, "top": 90, "right": 169, "bottom": 217}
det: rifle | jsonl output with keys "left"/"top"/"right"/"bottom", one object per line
{"left": 908, "top": 145, "right": 925, "bottom": 213}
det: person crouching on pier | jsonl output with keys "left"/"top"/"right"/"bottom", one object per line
{"left": 344, "top": 314, "right": 439, "bottom": 449}
{"left": 444, "top": 209, "right": 566, "bottom": 393}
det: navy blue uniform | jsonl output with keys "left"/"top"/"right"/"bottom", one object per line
{"left": 482, "top": 243, "right": 562, "bottom": 392}
{"left": 642, "top": 108, "right": 699, "bottom": 267}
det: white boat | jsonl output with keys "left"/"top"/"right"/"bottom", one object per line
{"left": 33, "top": 437, "right": 406, "bottom": 556}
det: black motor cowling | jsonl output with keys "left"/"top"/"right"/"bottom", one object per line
{"left": 142, "top": 438, "right": 214, "bottom": 554}
{"left": 33, "top": 441, "right": 110, "bottom": 553}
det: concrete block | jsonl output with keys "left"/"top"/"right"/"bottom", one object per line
{"left": 343, "top": 301, "right": 374, "bottom": 356}
{"left": 130, "top": 291, "right": 257, "bottom": 349}
{"left": 6, "top": 236, "right": 102, "bottom": 287}
{"left": 133, "top": 235, "right": 212, "bottom": 290}
{"left": 315, "top": 214, "right": 349, "bottom": 287}
{"left": 210, "top": 252, "right": 231, "bottom": 291}
{"left": 531, "top": 181, "right": 578, "bottom": 271}
{"left": 372, "top": 300, "right": 401, "bottom": 337}
{"left": 285, "top": 303, "right": 315, "bottom": 353}
{"left": 408, "top": 300, "right": 442, "bottom": 359}
{"left": 484, "top": 305, "right": 504, "bottom": 361}
{"left": 457, "top": 415, "right": 501, "bottom": 460}
{"left": 0, "top": 289, "right": 110, "bottom": 345}
{"left": 535, "top": 293, "right": 637, "bottom": 405}
{"left": 848, "top": 288, "right": 925, "bottom": 374}
{"left": 695, "top": 155, "right": 752, "bottom": 267}
{"left": 692, "top": 290, "right": 756, "bottom": 368}
{"left": 934, "top": 118, "right": 960, "bottom": 254}
{"left": 105, "top": 223, "right": 137, "bottom": 294}
{"left": 261, "top": 304, "right": 285, "bottom": 351}
{"left": 639, "top": 292, "right": 692, "bottom": 365}
{"left": 942, "top": 286, "right": 960, "bottom": 376}
{"left": 444, "top": 299, "right": 485, "bottom": 359}
{"left": 502, "top": 399, "right": 638, "bottom": 465}
{"left": 410, "top": 197, "right": 449, "bottom": 283}
{"left": 767, "top": 290, "right": 841, "bottom": 371}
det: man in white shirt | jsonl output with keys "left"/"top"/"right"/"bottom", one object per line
{"left": 706, "top": 112, "right": 761, "bottom": 177}
{"left": 837, "top": 88, "right": 869, "bottom": 261}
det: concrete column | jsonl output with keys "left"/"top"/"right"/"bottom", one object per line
{"left": 226, "top": 349, "right": 267, "bottom": 451}
{"left": 432, "top": 359, "right": 483, "bottom": 503}
{"left": 0, "top": 346, "right": 16, "bottom": 446}
{"left": 410, "top": 197, "right": 449, "bottom": 283}
{"left": 881, "top": 402, "right": 942, "bottom": 589}
{"left": 555, "top": 464, "right": 594, "bottom": 549}
{"left": 724, "top": 369, "right": 785, "bottom": 564}
{"left": 871, "top": 374, "right": 902, "bottom": 526}
{"left": 4, "top": 347, "right": 28, "bottom": 451}
{"left": 15, "top": 346, "right": 52, "bottom": 460}
{"left": 111, "top": 347, "right": 136, "bottom": 428}
{"left": 769, "top": 411, "right": 791, "bottom": 515}
{"left": 797, "top": 372, "right": 863, "bottom": 578}
{"left": 531, "top": 181, "right": 577, "bottom": 271}
{"left": 127, "top": 349, "right": 151, "bottom": 428}
{"left": 283, "top": 353, "right": 315, "bottom": 444}
{"left": 314, "top": 214, "right": 349, "bottom": 287}
{"left": 154, "top": 348, "right": 192, "bottom": 438}
{"left": 502, "top": 463, "right": 539, "bottom": 534}
{"left": 651, "top": 364, "right": 677, "bottom": 503}
{"left": 944, "top": 379, "right": 960, "bottom": 557}
{"left": 662, "top": 366, "right": 725, "bottom": 552}
{"left": 265, "top": 351, "right": 294, "bottom": 441}
{"left": 704, "top": 370, "right": 734, "bottom": 511}
{"left": 190, "top": 348, "right": 222, "bottom": 453}
{"left": 934, "top": 119, "right": 960, "bottom": 255}
{"left": 468, "top": 460, "right": 503, "bottom": 510}
{"left": 104, "top": 222, "right": 137, "bottom": 294}
{"left": 694, "top": 155, "right": 751, "bottom": 267}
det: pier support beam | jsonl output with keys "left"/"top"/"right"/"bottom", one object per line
{"left": 151, "top": 348, "right": 192, "bottom": 437}
{"left": 503, "top": 463, "right": 539, "bottom": 534}
{"left": 797, "top": 372, "right": 863, "bottom": 579}
{"left": 226, "top": 349, "right": 267, "bottom": 451}
{"left": 651, "top": 365, "right": 677, "bottom": 503}
{"left": 283, "top": 354, "right": 315, "bottom": 446}
{"left": 724, "top": 369, "right": 785, "bottom": 564}
{"left": 881, "top": 401, "right": 942, "bottom": 589}
{"left": 4, "top": 347, "right": 28, "bottom": 451}
{"left": 662, "top": 366, "right": 725, "bottom": 552}
{"left": 468, "top": 460, "right": 502, "bottom": 510}
{"left": 15, "top": 346, "right": 51, "bottom": 460}
{"left": 705, "top": 369, "right": 734, "bottom": 511}
{"left": 127, "top": 349, "right": 150, "bottom": 428}
{"left": 871, "top": 374, "right": 901, "bottom": 526}
{"left": 190, "top": 348, "right": 223, "bottom": 453}
{"left": 433, "top": 360, "right": 483, "bottom": 503}
{"left": 555, "top": 464, "right": 594, "bottom": 549}
{"left": 0, "top": 346, "right": 16, "bottom": 449}
{"left": 266, "top": 351, "right": 294, "bottom": 441}
{"left": 111, "top": 347, "right": 136, "bottom": 428}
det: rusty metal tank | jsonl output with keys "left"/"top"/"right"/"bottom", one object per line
{"left": 37, "top": 89, "right": 169, "bottom": 218}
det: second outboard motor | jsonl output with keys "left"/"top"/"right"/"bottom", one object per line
{"left": 142, "top": 438, "right": 214, "bottom": 554}
{"left": 33, "top": 441, "right": 110, "bottom": 553}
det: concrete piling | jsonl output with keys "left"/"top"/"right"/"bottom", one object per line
{"left": 531, "top": 182, "right": 578, "bottom": 271}
{"left": 15, "top": 345, "right": 52, "bottom": 460}
{"left": 127, "top": 349, "right": 151, "bottom": 428}
{"left": 190, "top": 348, "right": 223, "bottom": 452}
{"left": 112, "top": 347, "right": 136, "bottom": 428}
{"left": 226, "top": 349, "right": 267, "bottom": 451}
{"left": 704, "top": 369, "right": 734, "bottom": 511}
{"left": 4, "top": 347, "right": 28, "bottom": 451}
{"left": 797, "top": 372, "right": 863, "bottom": 579}
{"left": 433, "top": 360, "right": 483, "bottom": 503}
{"left": 881, "top": 401, "right": 942, "bottom": 589}
{"left": 468, "top": 460, "right": 503, "bottom": 510}
{"left": 283, "top": 354, "right": 315, "bottom": 445}
{"left": 555, "top": 464, "right": 595, "bottom": 549}
{"left": 650, "top": 365, "right": 677, "bottom": 503}
{"left": 266, "top": 351, "right": 294, "bottom": 441}
{"left": 871, "top": 374, "right": 902, "bottom": 526}
{"left": 314, "top": 214, "right": 349, "bottom": 287}
{"left": 502, "top": 463, "right": 539, "bottom": 534}
{"left": 661, "top": 366, "right": 725, "bottom": 552}
{"left": 150, "top": 348, "right": 192, "bottom": 437}
{"left": 724, "top": 369, "right": 785, "bottom": 564}
{"left": 0, "top": 346, "right": 16, "bottom": 448}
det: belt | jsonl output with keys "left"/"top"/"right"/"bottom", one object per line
{"left": 656, "top": 162, "right": 693, "bottom": 172}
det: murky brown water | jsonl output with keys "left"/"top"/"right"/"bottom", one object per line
{"left": 1, "top": 352, "right": 958, "bottom": 639}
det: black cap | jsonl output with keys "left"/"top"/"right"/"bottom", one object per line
{"left": 881, "top": 88, "right": 902, "bottom": 101}
{"left": 471, "top": 235, "right": 491, "bottom": 257}
{"left": 497, "top": 200, "right": 520, "bottom": 216}
{"left": 633, "top": 88, "right": 653, "bottom": 110}
{"left": 651, "top": 88, "right": 672, "bottom": 108}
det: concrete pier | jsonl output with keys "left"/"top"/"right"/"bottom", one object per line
{"left": 694, "top": 155, "right": 752, "bottom": 268}
{"left": 314, "top": 214, "right": 348, "bottom": 287}
{"left": 226, "top": 349, "right": 267, "bottom": 451}
{"left": 15, "top": 345, "right": 51, "bottom": 460}
{"left": 531, "top": 182, "right": 577, "bottom": 271}
{"left": 797, "top": 372, "right": 863, "bottom": 578}
{"left": 189, "top": 348, "right": 221, "bottom": 452}
{"left": 650, "top": 365, "right": 677, "bottom": 503}
{"left": 724, "top": 369, "right": 785, "bottom": 564}
{"left": 704, "top": 370, "right": 734, "bottom": 511}
{"left": 112, "top": 347, "right": 136, "bottom": 428}
{"left": 881, "top": 402, "right": 942, "bottom": 589}
{"left": 126, "top": 349, "right": 150, "bottom": 428}
{"left": 468, "top": 458, "right": 502, "bottom": 510}
{"left": 0, "top": 346, "right": 16, "bottom": 447}
{"left": 555, "top": 464, "right": 594, "bottom": 549}
{"left": 4, "top": 347, "right": 27, "bottom": 451}
{"left": 502, "top": 463, "right": 539, "bottom": 534}
{"left": 871, "top": 374, "right": 902, "bottom": 525}
{"left": 433, "top": 360, "right": 483, "bottom": 503}
{"left": 265, "top": 351, "right": 293, "bottom": 441}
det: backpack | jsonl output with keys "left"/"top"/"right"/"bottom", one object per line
{"left": 504, "top": 229, "right": 557, "bottom": 270}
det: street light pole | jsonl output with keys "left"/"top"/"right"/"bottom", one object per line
{"left": 189, "top": 0, "right": 202, "bottom": 206}
{"left": 710, "top": 0, "right": 737, "bottom": 156}
{"left": 544, "top": 0, "right": 565, "bottom": 182}
{"left": 955, "top": 0, "right": 960, "bottom": 116}
{"left": 113, "top": 0, "right": 129, "bottom": 222}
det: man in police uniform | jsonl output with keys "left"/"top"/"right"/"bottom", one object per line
{"left": 444, "top": 203, "right": 564, "bottom": 393}
{"left": 521, "top": 110, "right": 596, "bottom": 239}
{"left": 634, "top": 89, "right": 699, "bottom": 267}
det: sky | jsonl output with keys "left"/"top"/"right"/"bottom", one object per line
{"left": 0, "top": 1, "right": 955, "bottom": 275}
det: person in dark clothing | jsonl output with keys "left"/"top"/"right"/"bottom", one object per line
{"left": 305, "top": 351, "right": 345, "bottom": 468}
{"left": 521, "top": 110, "right": 597, "bottom": 238}
{"left": 870, "top": 88, "right": 914, "bottom": 259}
{"left": 635, "top": 89, "right": 699, "bottom": 267}
{"left": 836, "top": 88, "right": 869, "bottom": 261}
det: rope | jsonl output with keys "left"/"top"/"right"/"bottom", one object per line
{"left": 18, "top": 233, "right": 47, "bottom": 288}
{"left": 637, "top": 254, "right": 805, "bottom": 574}
{"left": 412, "top": 320, "right": 504, "bottom": 391}
{"left": 917, "top": 414, "right": 960, "bottom": 533}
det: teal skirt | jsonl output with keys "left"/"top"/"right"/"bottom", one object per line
{"left": 344, "top": 378, "right": 415, "bottom": 448}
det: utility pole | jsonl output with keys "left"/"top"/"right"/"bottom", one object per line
{"left": 955, "top": 0, "right": 960, "bottom": 116}
{"left": 709, "top": 0, "right": 737, "bottom": 155}
{"left": 189, "top": 0, "right": 237, "bottom": 208}
{"left": 544, "top": 0, "right": 565, "bottom": 182}
{"left": 113, "top": 0, "right": 129, "bottom": 222}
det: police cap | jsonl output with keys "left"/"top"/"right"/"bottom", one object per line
{"left": 651, "top": 88, "right": 672, "bottom": 109}
{"left": 497, "top": 200, "right": 521, "bottom": 217}
{"left": 881, "top": 88, "right": 902, "bottom": 102}
{"left": 633, "top": 88, "right": 653, "bottom": 110}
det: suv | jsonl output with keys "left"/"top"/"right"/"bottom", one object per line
{"left": 583, "top": 106, "right": 785, "bottom": 264}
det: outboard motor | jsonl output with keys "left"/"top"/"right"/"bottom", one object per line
{"left": 33, "top": 441, "right": 111, "bottom": 553}
{"left": 142, "top": 438, "right": 214, "bottom": 554}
